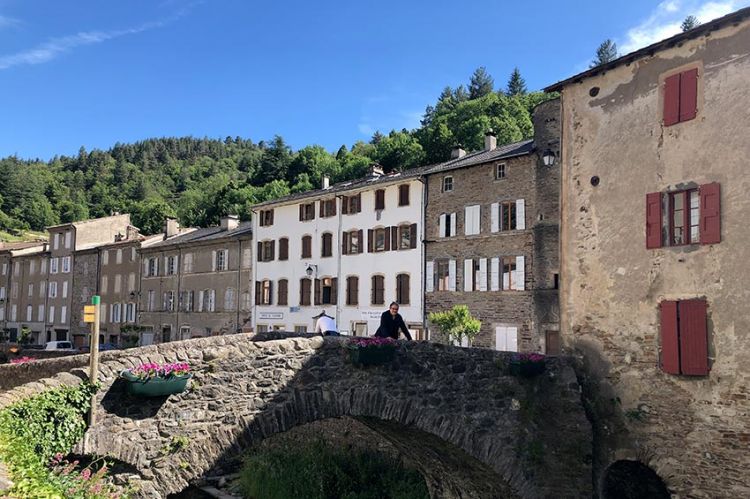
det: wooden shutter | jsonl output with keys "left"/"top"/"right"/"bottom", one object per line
{"left": 299, "top": 204, "right": 304, "bottom": 221}
{"left": 425, "top": 261, "right": 434, "bottom": 293}
{"left": 679, "top": 299, "right": 708, "bottom": 375}
{"left": 279, "top": 238, "right": 289, "bottom": 260}
{"left": 342, "top": 231, "right": 349, "bottom": 255}
{"left": 377, "top": 276, "right": 384, "bottom": 304}
{"left": 342, "top": 196, "right": 349, "bottom": 215}
{"left": 299, "top": 279, "right": 308, "bottom": 306}
{"left": 439, "top": 214, "right": 446, "bottom": 238}
{"left": 490, "top": 203, "right": 499, "bottom": 232}
{"left": 255, "top": 243, "right": 262, "bottom": 263}
{"left": 448, "top": 259, "right": 456, "bottom": 291}
{"left": 278, "top": 280, "right": 288, "bottom": 306}
{"left": 464, "top": 259, "right": 473, "bottom": 292}
{"left": 410, "top": 223, "right": 418, "bottom": 249}
{"left": 646, "top": 192, "right": 663, "bottom": 249}
{"left": 383, "top": 228, "right": 390, "bottom": 251}
{"left": 269, "top": 240, "right": 275, "bottom": 261}
{"left": 367, "top": 229, "right": 374, "bottom": 253}
{"left": 450, "top": 213, "right": 456, "bottom": 236}
{"left": 331, "top": 278, "right": 338, "bottom": 305}
{"left": 516, "top": 199, "right": 525, "bottom": 230}
{"left": 331, "top": 199, "right": 337, "bottom": 216}
{"left": 375, "top": 190, "right": 385, "bottom": 210}
{"left": 515, "top": 256, "right": 525, "bottom": 290}
{"left": 314, "top": 278, "right": 321, "bottom": 305}
{"left": 659, "top": 301, "right": 680, "bottom": 374}
{"left": 490, "top": 257, "right": 500, "bottom": 291}
{"left": 663, "top": 73, "right": 680, "bottom": 126}
{"left": 400, "top": 274, "right": 410, "bottom": 304}
{"left": 679, "top": 68, "right": 698, "bottom": 123}
{"left": 254, "top": 281, "right": 261, "bottom": 305}
{"left": 479, "top": 258, "right": 487, "bottom": 291}
{"left": 391, "top": 226, "right": 398, "bottom": 250}
{"left": 357, "top": 230, "right": 364, "bottom": 253}
{"left": 319, "top": 200, "right": 324, "bottom": 217}
{"left": 699, "top": 183, "right": 720, "bottom": 244}
{"left": 464, "top": 207, "right": 472, "bottom": 236}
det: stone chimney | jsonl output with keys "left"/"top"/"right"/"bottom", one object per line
{"left": 163, "top": 218, "right": 180, "bottom": 239}
{"left": 322, "top": 175, "right": 330, "bottom": 190}
{"left": 221, "top": 214, "right": 239, "bottom": 231}
{"left": 126, "top": 225, "right": 140, "bottom": 241}
{"left": 451, "top": 145, "right": 466, "bottom": 159}
{"left": 369, "top": 163, "right": 384, "bottom": 177}
{"left": 484, "top": 129, "right": 497, "bottom": 151}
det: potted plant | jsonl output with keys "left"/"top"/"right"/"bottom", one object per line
{"left": 509, "top": 353, "right": 546, "bottom": 377}
{"left": 346, "top": 337, "right": 398, "bottom": 366}
{"left": 120, "top": 362, "right": 192, "bottom": 397}
{"left": 427, "top": 305, "right": 481, "bottom": 347}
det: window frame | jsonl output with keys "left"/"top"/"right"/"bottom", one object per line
{"left": 396, "top": 273, "right": 410, "bottom": 304}
{"left": 442, "top": 176, "right": 453, "bottom": 193}
{"left": 668, "top": 188, "right": 700, "bottom": 246}
{"left": 321, "top": 232, "right": 333, "bottom": 258}
{"left": 374, "top": 228, "right": 386, "bottom": 252}
{"left": 301, "top": 235, "right": 312, "bottom": 259}
{"left": 495, "top": 163, "right": 506, "bottom": 180}
{"left": 371, "top": 275, "right": 385, "bottom": 305}
{"left": 398, "top": 184, "right": 410, "bottom": 206}
{"left": 500, "top": 201, "right": 517, "bottom": 231}
{"left": 374, "top": 189, "right": 386, "bottom": 211}
{"left": 398, "top": 224, "right": 411, "bottom": 250}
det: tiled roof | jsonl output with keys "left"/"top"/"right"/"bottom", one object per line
{"left": 144, "top": 222, "right": 252, "bottom": 250}
{"left": 421, "top": 139, "right": 533, "bottom": 175}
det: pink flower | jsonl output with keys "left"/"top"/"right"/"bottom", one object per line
{"left": 81, "top": 468, "right": 92, "bottom": 480}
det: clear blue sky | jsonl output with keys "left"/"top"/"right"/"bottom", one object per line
{"left": 0, "top": 0, "right": 746, "bottom": 160}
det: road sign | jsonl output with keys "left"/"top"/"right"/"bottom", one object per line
{"left": 83, "top": 313, "right": 95, "bottom": 323}
{"left": 84, "top": 305, "right": 96, "bottom": 314}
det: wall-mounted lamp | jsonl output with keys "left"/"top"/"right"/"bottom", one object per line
{"left": 305, "top": 264, "right": 318, "bottom": 278}
{"left": 542, "top": 149, "right": 556, "bottom": 167}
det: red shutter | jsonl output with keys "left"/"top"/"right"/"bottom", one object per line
{"left": 699, "top": 182, "right": 720, "bottom": 244}
{"left": 679, "top": 68, "right": 698, "bottom": 123}
{"left": 410, "top": 223, "right": 418, "bottom": 249}
{"left": 678, "top": 299, "right": 708, "bottom": 375}
{"left": 342, "top": 232, "right": 349, "bottom": 255}
{"left": 367, "top": 229, "right": 374, "bottom": 253}
{"left": 663, "top": 73, "right": 680, "bottom": 126}
{"left": 660, "top": 301, "right": 680, "bottom": 374}
{"left": 646, "top": 192, "right": 663, "bottom": 249}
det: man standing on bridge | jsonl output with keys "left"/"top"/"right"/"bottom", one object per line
{"left": 374, "top": 302, "right": 412, "bottom": 340}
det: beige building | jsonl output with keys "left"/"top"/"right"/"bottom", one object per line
{"left": 1, "top": 243, "right": 49, "bottom": 344}
{"left": 139, "top": 216, "right": 252, "bottom": 344}
{"left": 546, "top": 8, "right": 750, "bottom": 497}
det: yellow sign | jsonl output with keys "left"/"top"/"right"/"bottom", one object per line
{"left": 84, "top": 305, "right": 96, "bottom": 314}
{"left": 83, "top": 313, "right": 96, "bottom": 323}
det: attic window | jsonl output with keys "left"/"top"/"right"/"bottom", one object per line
{"left": 442, "top": 176, "right": 453, "bottom": 193}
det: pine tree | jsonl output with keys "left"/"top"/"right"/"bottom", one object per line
{"left": 506, "top": 67, "right": 527, "bottom": 96}
{"left": 681, "top": 15, "right": 700, "bottom": 32}
{"left": 468, "top": 67, "right": 494, "bottom": 99}
{"left": 590, "top": 39, "right": 618, "bottom": 68}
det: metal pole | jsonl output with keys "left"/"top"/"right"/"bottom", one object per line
{"left": 88, "top": 295, "right": 101, "bottom": 426}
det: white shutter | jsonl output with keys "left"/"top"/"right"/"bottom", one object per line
{"left": 439, "top": 214, "right": 446, "bottom": 238}
{"left": 516, "top": 199, "right": 525, "bottom": 230}
{"left": 450, "top": 213, "right": 456, "bottom": 236}
{"left": 174, "top": 255, "right": 179, "bottom": 274}
{"left": 209, "top": 289, "right": 216, "bottom": 312}
{"left": 198, "top": 290, "right": 205, "bottom": 312}
{"left": 490, "top": 257, "right": 499, "bottom": 291}
{"left": 463, "top": 259, "right": 473, "bottom": 291}
{"left": 211, "top": 251, "right": 217, "bottom": 271}
{"left": 62, "top": 281, "right": 68, "bottom": 299}
{"left": 155, "top": 258, "right": 159, "bottom": 276}
{"left": 448, "top": 259, "right": 456, "bottom": 291}
{"left": 143, "top": 259, "right": 148, "bottom": 276}
{"left": 515, "top": 255, "right": 525, "bottom": 290}
{"left": 474, "top": 206, "right": 481, "bottom": 234}
{"left": 464, "top": 207, "right": 472, "bottom": 236}
{"left": 508, "top": 327, "right": 518, "bottom": 352}
{"left": 164, "top": 257, "right": 169, "bottom": 274}
{"left": 479, "top": 258, "right": 487, "bottom": 291}
{"left": 425, "top": 261, "right": 434, "bottom": 293}
{"left": 491, "top": 203, "right": 499, "bottom": 232}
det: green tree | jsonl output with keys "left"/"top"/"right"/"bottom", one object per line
{"left": 428, "top": 305, "right": 481, "bottom": 346}
{"left": 681, "top": 15, "right": 700, "bottom": 32}
{"left": 506, "top": 67, "right": 527, "bottom": 96}
{"left": 591, "top": 39, "right": 618, "bottom": 67}
{"left": 287, "top": 145, "right": 340, "bottom": 186}
{"left": 469, "top": 66, "right": 494, "bottom": 99}
{"left": 130, "top": 198, "right": 176, "bottom": 235}
{"left": 373, "top": 131, "right": 425, "bottom": 171}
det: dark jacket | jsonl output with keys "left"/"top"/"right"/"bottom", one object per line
{"left": 374, "top": 311, "right": 412, "bottom": 340}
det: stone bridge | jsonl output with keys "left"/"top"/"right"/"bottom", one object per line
{"left": 1, "top": 334, "right": 592, "bottom": 498}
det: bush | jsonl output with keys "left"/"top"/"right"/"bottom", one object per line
{"left": 238, "top": 440, "right": 428, "bottom": 499}
{"left": 428, "top": 305, "right": 481, "bottom": 346}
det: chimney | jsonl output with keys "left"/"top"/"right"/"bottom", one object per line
{"left": 322, "top": 175, "right": 330, "bottom": 190}
{"left": 126, "top": 225, "right": 140, "bottom": 240}
{"left": 484, "top": 129, "right": 497, "bottom": 151}
{"left": 368, "top": 163, "right": 384, "bottom": 177}
{"left": 451, "top": 145, "right": 466, "bottom": 159}
{"left": 163, "top": 218, "right": 180, "bottom": 239}
{"left": 221, "top": 214, "right": 239, "bottom": 231}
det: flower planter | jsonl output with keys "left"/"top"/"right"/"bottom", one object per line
{"left": 348, "top": 346, "right": 396, "bottom": 366}
{"left": 120, "top": 369, "right": 192, "bottom": 397}
{"left": 509, "top": 353, "right": 547, "bottom": 378}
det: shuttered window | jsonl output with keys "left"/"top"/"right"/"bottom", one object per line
{"left": 321, "top": 233, "right": 333, "bottom": 257}
{"left": 663, "top": 68, "right": 698, "bottom": 126}
{"left": 371, "top": 275, "right": 385, "bottom": 305}
{"left": 277, "top": 279, "right": 288, "bottom": 306}
{"left": 342, "top": 193, "right": 361, "bottom": 214}
{"left": 259, "top": 209, "right": 274, "bottom": 226}
{"left": 299, "top": 278, "right": 312, "bottom": 306}
{"left": 279, "top": 238, "right": 289, "bottom": 261}
{"left": 659, "top": 298, "right": 709, "bottom": 375}
{"left": 299, "top": 203, "right": 315, "bottom": 221}
{"left": 398, "top": 185, "right": 410, "bottom": 206}
{"left": 375, "top": 189, "right": 385, "bottom": 211}
{"left": 646, "top": 183, "right": 720, "bottom": 249}
{"left": 301, "top": 236, "right": 312, "bottom": 258}
{"left": 320, "top": 199, "right": 337, "bottom": 218}
{"left": 396, "top": 274, "right": 410, "bottom": 304}
{"left": 346, "top": 276, "right": 359, "bottom": 305}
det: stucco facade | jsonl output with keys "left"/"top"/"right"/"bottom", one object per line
{"left": 550, "top": 10, "right": 750, "bottom": 497}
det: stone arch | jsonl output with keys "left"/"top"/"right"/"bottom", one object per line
{"left": 600, "top": 460, "right": 670, "bottom": 499}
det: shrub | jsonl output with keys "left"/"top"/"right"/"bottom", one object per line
{"left": 428, "top": 305, "right": 481, "bottom": 346}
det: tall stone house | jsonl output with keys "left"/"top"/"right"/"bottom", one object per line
{"left": 138, "top": 216, "right": 253, "bottom": 344}
{"left": 423, "top": 99, "right": 560, "bottom": 352}
{"left": 251, "top": 169, "right": 425, "bottom": 337}
{"left": 546, "top": 7, "right": 750, "bottom": 497}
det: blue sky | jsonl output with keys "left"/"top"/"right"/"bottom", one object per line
{"left": 0, "top": 0, "right": 747, "bottom": 160}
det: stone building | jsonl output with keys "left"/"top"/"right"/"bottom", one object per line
{"left": 545, "top": 7, "right": 750, "bottom": 497}
{"left": 138, "top": 216, "right": 253, "bottom": 344}
{"left": 423, "top": 99, "right": 560, "bottom": 352}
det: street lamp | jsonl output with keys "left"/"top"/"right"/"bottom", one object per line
{"left": 542, "top": 149, "right": 556, "bottom": 167}
{"left": 305, "top": 264, "right": 318, "bottom": 278}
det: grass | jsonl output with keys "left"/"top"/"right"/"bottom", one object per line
{"left": 0, "top": 230, "right": 46, "bottom": 243}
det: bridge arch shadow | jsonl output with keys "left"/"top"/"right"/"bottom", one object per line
{"left": 76, "top": 335, "right": 591, "bottom": 498}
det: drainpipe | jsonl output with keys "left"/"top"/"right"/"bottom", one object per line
{"left": 420, "top": 176, "right": 428, "bottom": 339}
{"left": 335, "top": 195, "right": 344, "bottom": 333}
{"left": 250, "top": 209, "right": 258, "bottom": 333}
{"left": 236, "top": 238, "right": 241, "bottom": 333}
{"left": 176, "top": 246, "right": 182, "bottom": 340}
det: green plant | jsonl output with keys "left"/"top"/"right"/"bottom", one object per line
{"left": 18, "top": 326, "right": 32, "bottom": 345}
{"left": 428, "top": 305, "right": 481, "bottom": 346}
{"left": 625, "top": 408, "right": 646, "bottom": 422}
{"left": 161, "top": 435, "right": 190, "bottom": 455}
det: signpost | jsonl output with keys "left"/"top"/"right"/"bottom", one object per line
{"left": 86, "top": 296, "right": 101, "bottom": 425}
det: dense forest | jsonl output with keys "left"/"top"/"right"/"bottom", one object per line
{"left": 0, "top": 68, "right": 556, "bottom": 235}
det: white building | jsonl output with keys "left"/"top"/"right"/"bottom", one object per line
{"left": 251, "top": 167, "right": 425, "bottom": 338}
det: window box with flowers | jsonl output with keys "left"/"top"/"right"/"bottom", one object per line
{"left": 509, "top": 353, "right": 546, "bottom": 377}
{"left": 345, "top": 337, "right": 397, "bottom": 366}
{"left": 120, "top": 362, "right": 192, "bottom": 397}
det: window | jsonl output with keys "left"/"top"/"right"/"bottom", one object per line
{"left": 258, "top": 209, "right": 274, "bottom": 227}
{"left": 375, "top": 189, "right": 385, "bottom": 210}
{"left": 224, "top": 288, "right": 236, "bottom": 311}
{"left": 112, "top": 303, "right": 122, "bottom": 323}
{"left": 299, "top": 278, "right": 312, "bottom": 306}
{"left": 646, "top": 183, "right": 720, "bottom": 248}
{"left": 37, "top": 305, "right": 44, "bottom": 322}
{"left": 463, "top": 258, "right": 488, "bottom": 292}
{"left": 102, "top": 251, "right": 109, "bottom": 266}
{"left": 147, "top": 290, "right": 155, "bottom": 312}
{"left": 495, "top": 163, "right": 506, "bottom": 179}
{"left": 277, "top": 280, "right": 288, "bottom": 306}
{"left": 181, "top": 291, "right": 195, "bottom": 312}
{"left": 0, "top": 286, "right": 4, "bottom": 300}
{"left": 442, "top": 176, "right": 453, "bottom": 192}
{"left": 29, "top": 260, "right": 35, "bottom": 275}
{"left": 396, "top": 274, "right": 410, "bottom": 304}
{"left": 427, "top": 259, "right": 455, "bottom": 292}
{"left": 398, "top": 224, "right": 417, "bottom": 250}
{"left": 163, "top": 291, "right": 175, "bottom": 312}
{"left": 28, "top": 284, "right": 33, "bottom": 297}
{"left": 131, "top": 247, "right": 136, "bottom": 262}
{"left": 398, "top": 185, "right": 410, "bottom": 206}
{"left": 114, "top": 274, "right": 121, "bottom": 294}
{"left": 346, "top": 276, "right": 359, "bottom": 305}
{"left": 342, "top": 230, "right": 363, "bottom": 255}
{"left": 11, "top": 282, "right": 17, "bottom": 299}
{"left": 439, "top": 213, "right": 457, "bottom": 238}
{"left": 241, "top": 292, "right": 251, "bottom": 312}
{"left": 321, "top": 199, "right": 337, "bottom": 218}
{"left": 53, "top": 233, "right": 60, "bottom": 250}
{"left": 60, "top": 306, "right": 67, "bottom": 324}
{"left": 13, "top": 262, "right": 19, "bottom": 276}
{"left": 279, "top": 238, "right": 289, "bottom": 261}
{"left": 64, "top": 231, "right": 72, "bottom": 249}
{"left": 371, "top": 275, "right": 385, "bottom": 305}
{"left": 207, "top": 289, "right": 216, "bottom": 312}
{"left": 499, "top": 256, "right": 525, "bottom": 290}
{"left": 301, "top": 236, "right": 312, "bottom": 258}
{"left": 48, "top": 305, "right": 55, "bottom": 323}
{"left": 342, "top": 193, "right": 361, "bottom": 214}
{"left": 183, "top": 253, "right": 194, "bottom": 273}
{"left": 62, "top": 281, "right": 68, "bottom": 299}
{"left": 146, "top": 257, "right": 158, "bottom": 277}
{"left": 128, "top": 273, "right": 135, "bottom": 293}
{"left": 126, "top": 303, "right": 136, "bottom": 322}
{"left": 101, "top": 275, "right": 108, "bottom": 294}
{"left": 299, "top": 202, "right": 315, "bottom": 221}
{"left": 464, "top": 205, "right": 481, "bottom": 235}
{"left": 26, "top": 305, "right": 32, "bottom": 321}
{"left": 166, "top": 255, "right": 177, "bottom": 275}
{"left": 321, "top": 233, "right": 333, "bottom": 257}
{"left": 61, "top": 256, "right": 71, "bottom": 273}
{"left": 492, "top": 200, "right": 526, "bottom": 232}
{"left": 256, "top": 324, "right": 269, "bottom": 333}
{"left": 294, "top": 325, "right": 308, "bottom": 333}
{"left": 242, "top": 248, "right": 251, "bottom": 269}
{"left": 116, "top": 249, "right": 123, "bottom": 264}
{"left": 50, "top": 257, "right": 59, "bottom": 274}
{"left": 216, "top": 249, "right": 228, "bottom": 270}
{"left": 316, "top": 277, "right": 337, "bottom": 305}
{"left": 255, "top": 280, "right": 272, "bottom": 306}
{"left": 368, "top": 228, "right": 389, "bottom": 252}
{"left": 257, "top": 241, "right": 275, "bottom": 262}
{"left": 663, "top": 68, "right": 698, "bottom": 127}
{"left": 1, "top": 263, "right": 6, "bottom": 275}
{"left": 495, "top": 326, "right": 519, "bottom": 352}
{"left": 49, "top": 281, "right": 58, "bottom": 298}
{"left": 660, "top": 299, "right": 708, "bottom": 375}
{"left": 10, "top": 304, "right": 16, "bottom": 321}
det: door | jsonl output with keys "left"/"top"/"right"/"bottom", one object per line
{"left": 161, "top": 325, "right": 172, "bottom": 343}
{"left": 353, "top": 322, "right": 368, "bottom": 337}
{"left": 141, "top": 332, "right": 154, "bottom": 346}
{"left": 545, "top": 330, "right": 561, "bottom": 356}
{"left": 495, "top": 326, "right": 518, "bottom": 352}
{"left": 180, "top": 327, "right": 191, "bottom": 341}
